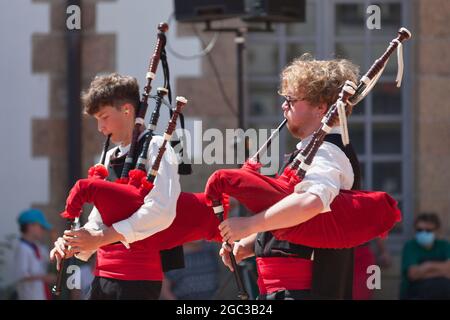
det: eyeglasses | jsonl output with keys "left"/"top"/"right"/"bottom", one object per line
{"left": 277, "top": 90, "right": 305, "bottom": 108}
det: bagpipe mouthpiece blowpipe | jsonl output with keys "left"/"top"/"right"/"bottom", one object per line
{"left": 100, "top": 134, "right": 111, "bottom": 166}
{"left": 247, "top": 118, "right": 287, "bottom": 166}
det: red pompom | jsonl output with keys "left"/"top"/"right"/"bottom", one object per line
{"left": 60, "top": 210, "right": 74, "bottom": 219}
{"left": 88, "top": 164, "right": 109, "bottom": 179}
{"left": 60, "top": 208, "right": 81, "bottom": 219}
{"left": 128, "top": 169, "right": 147, "bottom": 188}
{"left": 278, "top": 167, "right": 302, "bottom": 185}
{"left": 140, "top": 179, "right": 154, "bottom": 194}
{"left": 243, "top": 159, "right": 262, "bottom": 172}
{"left": 282, "top": 167, "right": 296, "bottom": 178}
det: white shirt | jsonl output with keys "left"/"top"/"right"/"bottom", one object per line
{"left": 294, "top": 127, "right": 354, "bottom": 213}
{"left": 76, "top": 134, "right": 181, "bottom": 261}
{"left": 14, "top": 240, "right": 49, "bottom": 300}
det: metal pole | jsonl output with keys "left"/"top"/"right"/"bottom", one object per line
{"left": 236, "top": 29, "right": 245, "bottom": 131}
{"left": 66, "top": 0, "right": 82, "bottom": 190}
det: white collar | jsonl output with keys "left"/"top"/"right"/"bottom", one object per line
{"left": 296, "top": 126, "right": 342, "bottom": 150}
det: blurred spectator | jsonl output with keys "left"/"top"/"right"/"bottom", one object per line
{"left": 160, "top": 241, "right": 219, "bottom": 300}
{"left": 353, "top": 238, "right": 392, "bottom": 300}
{"left": 14, "top": 208, "right": 56, "bottom": 300}
{"left": 400, "top": 212, "right": 450, "bottom": 299}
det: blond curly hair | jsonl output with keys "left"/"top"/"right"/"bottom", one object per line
{"left": 279, "top": 54, "right": 360, "bottom": 114}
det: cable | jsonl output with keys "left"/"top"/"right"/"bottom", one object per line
{"left": 191, "top": 25, "right": 238, "bottom": 117}
{"left": 166, "top": 13, "right": 238, "bottom": 117}
{"left": 166, "top": 13, "right": 219, "bottom": 60}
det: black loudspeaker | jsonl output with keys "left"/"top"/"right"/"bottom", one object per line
{"left": 174, "top": 0, "right": 245, "bottom": 22}
{"left": 174, "top": 0, "right": 305, "bottom": 23}
{"left": 244, "top": 0, "right": 306, "bottom": 23}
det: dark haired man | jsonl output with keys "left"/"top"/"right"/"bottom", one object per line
{"left": 50, "top": 73, "right": 183, "bottom": 299}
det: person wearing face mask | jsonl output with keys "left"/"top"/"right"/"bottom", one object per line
{"left": 400, "top": 212, "right": 450, "bottom": 299}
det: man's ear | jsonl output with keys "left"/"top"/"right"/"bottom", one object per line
{"left": 317, "top": 103, "right": 328, "bottom": 117}
{"left": 120, "top": 103, "right": 132, "bottom": 115}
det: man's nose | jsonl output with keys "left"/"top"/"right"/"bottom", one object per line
{"left": 281, "top": 101, "right": 289, "bottom": 111}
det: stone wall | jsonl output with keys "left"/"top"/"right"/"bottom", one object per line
{"left": 31, "top": 0, "right": 115, "bottom": 232}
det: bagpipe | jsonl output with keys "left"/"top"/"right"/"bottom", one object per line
{"left": 61, "top": 96, "right": 228, "bottom": 247}
{"left": 57, "top": 22, "right": 252, "bottom": 299}
{"left": 205, "top": 27, "right": 412, "bottom": 249}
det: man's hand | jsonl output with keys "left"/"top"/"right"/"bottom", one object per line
{"left": 409, "top": 261, "right": 450, "bottom": 280}
{"left": 49, "top": 237, "right": 75, "bottom": 271}
{"left": 219, "top": 242, "right": 246, "bottom": 272}
{"left": 63, "top": 228, "right": 104, "bottom": 253}
{"left": 218, "top": 192, "right": 323, "bottom": 244}
{"left": 219, "top": 217, "right": 256, "bottom": 243}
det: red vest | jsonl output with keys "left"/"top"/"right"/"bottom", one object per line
{"left": 256, "top": 257, "right": 313, "bottom": 294}
{"left": 95, "top": 237, "right": 163, "bottom": 281}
